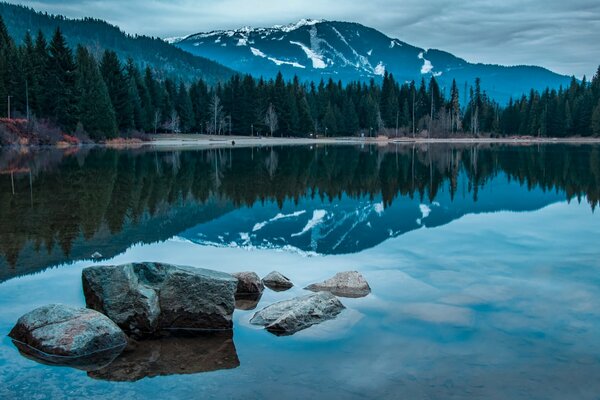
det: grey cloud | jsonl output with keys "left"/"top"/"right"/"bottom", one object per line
{"left": 12, "top": 0, "right": 600, "bottom": 77}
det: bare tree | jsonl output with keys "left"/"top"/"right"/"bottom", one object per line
{"left": 265, "top": 103, "right": 278, "bottom": 137}
{"left": 163, "top": 110, "right": 180, "bottom": 133}
{"left": 208, "top": 94, "right": 224, "bottom": 135}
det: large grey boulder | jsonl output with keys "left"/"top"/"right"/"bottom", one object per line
{"left": 9, "top": 304, "right": 127, "bottom": 371}
{"left": 82, "top": 262, "right": 238, "bottom": 336}
{"left": 250, "top": 292, "right": 345, "bottom": 335}
{"left": 88, "top": 331, "right": 239, "bottom": 381}
{"left": 262, "top": 271, "right": 293, "bottom": 291}
{"left": 232, "top": 272, "right": 264, "bottom": 294}
{"left": 305, "top": 271, "right": 371, "bottom": 298}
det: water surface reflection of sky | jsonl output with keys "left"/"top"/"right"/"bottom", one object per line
{"left": 1, "top": 200, "right": 599, "bottom": 399}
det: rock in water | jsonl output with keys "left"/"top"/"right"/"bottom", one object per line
{"left": 82, "top": 263, "right": 238, "bottom": 336}
{"left": 305, "top": 271, "right": 371, "bottom": 298}
{"left": 88, "top": 331, "right": 239, "bottom": 381}
{"left": 250, "top": 292, "right": 345, "bottom": 335}
{"left": 8, "top": 304, "right": 127, "bottom": 371}
{"left": 232, "top": 272, "right": 264, "bottom": 294}
{"left": 262, "top": 271, "right": 294, "bottom": 291}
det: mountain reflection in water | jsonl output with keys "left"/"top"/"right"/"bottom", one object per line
{"left": 1, "top": 144, "right": 598, "bottom": 281}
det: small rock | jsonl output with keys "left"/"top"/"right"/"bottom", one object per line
{"left": 9, "top": 304, "right": 127, "bottom": 371}
{"left": 232, "top": 271, "right": 264, "bottom": 295}
{"left": 88, "top": 331, "right": 239, "bottom": 381}
{"left": 262, "top": 271, "right": 293, "bottom": 291}
{"left": 250, "top": 292, "right": 345, "bottom": 335}
{"left": 82, "top": 262, "right": 238, "bottom": 336}
{"left": 305, "top": 271, "right": 371, "bottom": 298}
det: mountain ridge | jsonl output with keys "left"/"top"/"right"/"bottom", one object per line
{"left": 174, "top": 19, "right": 573, "bottom": 103}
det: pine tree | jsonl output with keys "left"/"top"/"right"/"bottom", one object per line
{"left": 75, "top": 46, "right": 117, "bottom": 139}
{"left": 47, "top": 27, "right": 78, "bottom": 131}
{"left": 0, "top": 15, "right": 15, "bottom": 117}
{"left": 100, "top": 50, "right": 133, "bottom": 131}
{"left": 592, "top": 99, "right": 600, "bottom": 136}
{"left": 175, "top": 81, "right": 194, "bottom": 133}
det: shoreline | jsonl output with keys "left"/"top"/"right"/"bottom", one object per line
{"left": 146, "top": 134, "right": 600, "bottom": 148}
{"left": 2, "top": 134, "right": 600, "bottom": 151}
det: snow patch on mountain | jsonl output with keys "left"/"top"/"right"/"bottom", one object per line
{"left": 250, "top": 47, "right": 266, "bottom": 57}
{"left": 274, "top": 19, "right": 323, "bottom": 32}
{"left": 374, "top": 62, "right": 386, "bottom": 76}
{"left": 290, "top": 41, "right": 326, "bottom": 69}
{"left": 269, "top": 57, "right": 305, "bottom": 68}
{"left": 418, "top": 52, "right": 434, "bottom": 74}
{"left": 163, "top": 36, "right": 185, "bottom": 44}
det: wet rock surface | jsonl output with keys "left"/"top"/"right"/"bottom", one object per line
{"left": 82, "top": 262, "right": 238, "bottom": 336}
{"left": 232, "top": 271, "right": 264, "bottom": 294}
{"left": 262, "top": 271, "right": 294, "bottom": 291}
{"left": 305, "top": 271, "right": 371, "bottom": 298}
{"left": 88, "top": 331, "right": 240, "bottom": 381}
{"left": 250, "top": 292, "right": 345, "bottom": 335}
{"left": 9, "top": 304, "right": 127, "bottom": 371}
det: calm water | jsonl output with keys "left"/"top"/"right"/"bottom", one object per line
{"left": 0, "top": 144, "right": 599, "bottom": 399}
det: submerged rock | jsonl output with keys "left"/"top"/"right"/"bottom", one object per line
{"left": 82, "top": 262, "right": 238, "bottom": 336}
{"left": 250, "top": 292, "right": 345, "bottom": 335}
{"left": 305, "top": 271, "right": 371, "bottom": 298}
{"left": 232, "top": 271, "right": 264, "bottom": 295}
{"left": 9, "top": 304, "right": 127, "bottom": 371}
{"left": 88, "top": 331, "right": 239, "bottom": 381}
{"left": 262, "top": 271, "right": 294, "bottom": 291}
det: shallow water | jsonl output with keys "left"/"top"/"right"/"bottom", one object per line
{"left": 0, "top": 144, "right": 599, "bottom": 399}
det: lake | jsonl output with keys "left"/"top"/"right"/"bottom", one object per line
{"left": 1, "top": 143, "right": 599, "bottom": 399}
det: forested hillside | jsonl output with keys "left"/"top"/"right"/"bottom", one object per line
{"left": 0, "top": 2, "right": 234, "bottom": 83}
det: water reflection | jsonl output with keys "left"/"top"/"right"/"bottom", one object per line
{"left": 11, "top": 339, "right": 125, "bottom": 372}
{"left": 87, "top": 331, "right": 239, "bottom": 382}
{"left": 1, "top": 144, "right": 598, "bottom": 281}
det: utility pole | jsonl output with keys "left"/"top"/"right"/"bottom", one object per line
{"left": 412, "top": 90, "right": 415, "bottom": 138}
{"left": 7, "top": 95, "right": 12, "bottom": 119}
{"left": 430, "top": 88, "right": 433, "bottom": 139}
{"left": 251, "top": 124, "right": 254, "bottom": 137}
{"left": 26, "top": 80, "right": 30, "bottom": 121}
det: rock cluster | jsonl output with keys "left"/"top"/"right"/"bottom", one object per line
{"left": 9, "top": 262, "right": 372, "bottom": 374}
{"left": 82, "top": 263, "right": 238, "bottom": 336}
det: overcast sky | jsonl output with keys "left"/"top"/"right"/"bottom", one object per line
{"left": 15, "top": 0, "right": 600, "bottom": 78}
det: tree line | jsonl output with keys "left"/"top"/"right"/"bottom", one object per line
{"left": 1, "top": 16, "right": 599, "bottom": 139}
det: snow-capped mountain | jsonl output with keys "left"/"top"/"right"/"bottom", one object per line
{"left": 172, "top": 19, "right": 571, "bottom": 103}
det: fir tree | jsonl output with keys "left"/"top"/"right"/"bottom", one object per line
{"left": 74, "top": 46, "right": 117, "bottom": 139}
{"left": 100, "top": 50, "right": 133, "bottom": 131}
{"left": 47, "top": 27, "right": 77, "bottom": 130}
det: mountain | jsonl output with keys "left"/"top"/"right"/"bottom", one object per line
{"left": 174, "top": 19, "right": 572, "bottom": 103}
{"left": 0, "top": 2, "right": 234, "bottom": 84}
